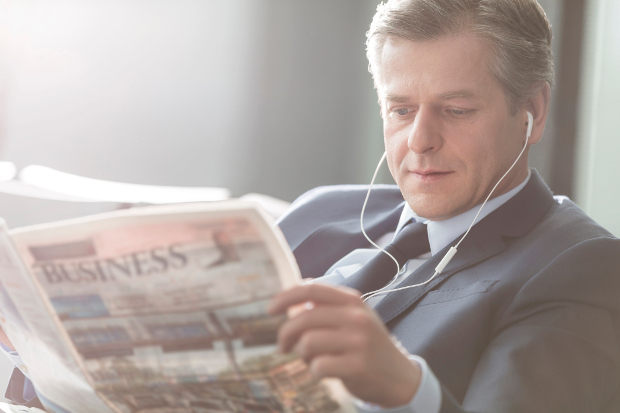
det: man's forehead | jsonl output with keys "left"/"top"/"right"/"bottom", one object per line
{"left": 374, "top": 34, "right": 497, "bottom": 103}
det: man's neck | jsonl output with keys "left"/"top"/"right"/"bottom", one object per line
{"left": 397, "top": 169, "right": 532, "bottom": 255}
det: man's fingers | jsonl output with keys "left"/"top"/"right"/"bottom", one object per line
{"left": 277, "top": 305, "right": 370, "bottom": 353}
{"left": 268, "top": 283, "right": 362, "bottom": 315}
{"left": 307, "top": 353, "right": 364, "bottom": 382}
{"left": 294, "top": 330, "right": 354, "bottom": 362}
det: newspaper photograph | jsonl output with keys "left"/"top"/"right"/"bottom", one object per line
{"left": 3, "top": 202, "right": 353, "bottom": 413}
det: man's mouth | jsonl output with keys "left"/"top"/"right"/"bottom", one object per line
{"left": 410, "top": 170, "right": 454, "bottom": 182}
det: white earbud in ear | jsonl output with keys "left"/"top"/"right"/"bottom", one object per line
{"left": 526, "top": 111, "right": 533, "bottom": 139}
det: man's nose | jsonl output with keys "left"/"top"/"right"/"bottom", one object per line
{"left": 407, "top": 107, "right": 442, "bottom": 154}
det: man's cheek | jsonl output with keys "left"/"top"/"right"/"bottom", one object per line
{"left": 385, "top": 156, "right": 402, "bottom": 185}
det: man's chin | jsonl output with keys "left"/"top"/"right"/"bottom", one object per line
{"left": 405, "top": 196, "right": 464, "bottom": 222}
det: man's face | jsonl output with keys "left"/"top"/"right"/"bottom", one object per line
{"left": 374, "top": 34, "right": 530, "bottom": 221}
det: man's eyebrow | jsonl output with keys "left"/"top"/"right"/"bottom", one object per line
{"left": 383, "top": 91, "right": 479, "bottom": 102}
{"left": 437, "top": 90, "right": 477, "bottom": 100}
{"left": 383, "top": 94, "right": 410, "bottom": 103}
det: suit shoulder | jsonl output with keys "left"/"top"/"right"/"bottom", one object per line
{"left": 289, "top": 184, "right": 403, "bottom": 211}
{"left": 276, "top": 184, "right": 404, "bottom": 245}
{"left": 542, "top": 196, "right": 617, "bottom": 242}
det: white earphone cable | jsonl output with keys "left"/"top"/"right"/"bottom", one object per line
{"left": 359, "top": 152, "right": 403, "bottom": 299}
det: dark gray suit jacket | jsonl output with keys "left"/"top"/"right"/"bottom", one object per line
{"left": 277, "top": 171, "right": 620, "bottom": 412}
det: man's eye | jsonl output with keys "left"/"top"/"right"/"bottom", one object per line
{"left": 448, "top": 108, "right": 470, "bottom": 116}
{"left": 392, "top": 108, "right": 411, "bottom": 117}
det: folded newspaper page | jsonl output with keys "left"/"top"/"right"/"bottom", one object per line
{"left": 0, "top": 403, "right": 46, "bottom": 413}
{"left": 0, "top": 201, "right": 354, "bottom": 413}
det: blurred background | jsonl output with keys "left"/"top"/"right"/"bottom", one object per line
{"left": 0, "top": 0, "right": 617, "bottom": 235}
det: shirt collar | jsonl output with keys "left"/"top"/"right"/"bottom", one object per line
{"left": 394, "top": 169, "right": 531, "bottom": 255}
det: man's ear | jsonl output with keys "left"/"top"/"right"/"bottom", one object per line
{"left": 525, "top": 82, "right": 551, "bottom": 145}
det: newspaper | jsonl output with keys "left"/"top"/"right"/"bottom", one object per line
{"left": 0, "top": 201, "right": 354, "bottom": 413}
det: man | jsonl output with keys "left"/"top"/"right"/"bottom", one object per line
{"left": 269, "top": 0, "right": 620, "bottom": 412}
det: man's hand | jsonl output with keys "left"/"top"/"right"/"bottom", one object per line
{"left": 268, "top": 282, "right": 421, "bottom": 408}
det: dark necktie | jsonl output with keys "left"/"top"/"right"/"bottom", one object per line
{"left": 340, "top": 221, "right": 430, "bottom": 295}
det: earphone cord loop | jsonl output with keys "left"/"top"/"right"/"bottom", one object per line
{"left": 360, "top": 152, "right": 403, "bottom": 300}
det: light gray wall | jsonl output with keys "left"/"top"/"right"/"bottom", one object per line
{"left": 4, "top": 0, "right": 263, "bottom": 193}
{"left": 575, "top": 0, "right": 620, "bottom": 237}
{"left": 240, "top": 0, "right": 383, "bottom": 199}
{"left": 2, "top": 0, "right": 382, "bottom": 205}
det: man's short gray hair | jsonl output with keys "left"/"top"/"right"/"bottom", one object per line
{"left": 367, "top": 0, "right": 554, "bottom": 114}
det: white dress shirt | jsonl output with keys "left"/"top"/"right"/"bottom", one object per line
{"left": 318, "top": 171, "right": 531, "bottom": 413}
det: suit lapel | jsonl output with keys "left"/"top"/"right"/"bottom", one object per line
{"left": 375, "top": 170, "right": 555, "bottom": 324}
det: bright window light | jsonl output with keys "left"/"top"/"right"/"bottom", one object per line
{"left": 19, "top": 165, "right": 230, "bottom": 204}
{"left": 0, "top": 162, "right": 17, "bottom": 182}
